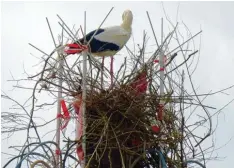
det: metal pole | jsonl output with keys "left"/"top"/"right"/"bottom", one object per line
{"left": 160, "top": 18, "right": 164, "bottom": 96}
{"left": 159, "top": 17, "right": 164, "bottom": 168}
{"left": 81, "top": 50, "right": 87, "bottom": 168}
{"left": 81, "top": 11, "right": 87, "bottom": 168}
{"left": 180, "top": 70, "right": 185, "bottom": 167}
{"left": 56, "top": 55, "right": 63, "bottom": 167}
{"left": 159, "top": 18, "right": 165, "bottom": 121}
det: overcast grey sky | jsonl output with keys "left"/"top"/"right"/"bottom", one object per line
{"left": 1, "top": 1, "right": 234, "bottom": 167}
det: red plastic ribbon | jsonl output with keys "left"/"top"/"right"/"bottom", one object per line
{"left": 64, "top": 43, "right": 88, "bottom": 55}
{"left": 157, "top": 104, "right": 164, "bottom": 121}
{"left": 159, "top": 67, "right": 165, "bottom": 71}
{"left": 151, "top": 125, "right": 160, "bottom": 133}
{"left": 130, "top": 71, "right": 148, "bottom": 95}
{"left": 154, "top": 55, "right": 167, "bottom": 64}
{"left": 76, "top": 145, "right": 84, "bottom": 161}
{"left": 57, "top": 99, "right": 71, "bottom": 130}
{"left": 57, "top": 114, "right": 63, "bottom": 118}
{"left": 61, "top": 100, "right": 69, "bottom": 117}
{"left": 55, "top": 149, "right": 61, "bottom": 155}
{"left": 72, "top": 95, "right": 84, "bottom": 161}
{"left": 154, "top": 55, "right": 167, "bottom": 71}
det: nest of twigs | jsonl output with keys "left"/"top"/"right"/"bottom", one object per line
{"left": 74, "top": 68, "right": 181, "bottom": 168}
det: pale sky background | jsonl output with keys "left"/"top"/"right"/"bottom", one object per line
{"left": 1, "top": 1, "right": 234, "bottom": 168}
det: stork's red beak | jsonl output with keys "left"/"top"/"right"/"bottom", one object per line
{"left": 64, "top": 43, "right": 88, "bottom": 55}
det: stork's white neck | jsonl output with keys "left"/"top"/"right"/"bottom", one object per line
{"left": 121, "top": 15, "right": 132, "bottom": 32}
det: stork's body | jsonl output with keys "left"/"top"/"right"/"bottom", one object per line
{"left": 64, "top": 10, "right": 133, "bottom": 57}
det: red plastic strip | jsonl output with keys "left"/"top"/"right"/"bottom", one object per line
{"left": 61, "top": 100, "right": 69, "bottom": 118}
{"left": 76, "top": 145, "right": 84, "bottom": 161}
{"left": 55, "top": 149, "right": 61, "bottom": 155}
{"left": 59, "top": 99, "right": 71, "bottom": 130}
{"left": 158, "top": 104, "right": 164, "bottom": 121}
{"left": 151, "top": 125, "right": 160, "bottom": 133}
{"left": 57, "top": 114, "right": 63, "bottom": 118}
{"left": 159, "top": 67, "right": 164, "bottom": 71}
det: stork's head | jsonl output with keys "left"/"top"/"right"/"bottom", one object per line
{"left": 121, "top": 9, "right": 133, "bottom": 30}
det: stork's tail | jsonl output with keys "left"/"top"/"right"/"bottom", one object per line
{"left": 64, "top": 43, "right": 88, "bottom": 55}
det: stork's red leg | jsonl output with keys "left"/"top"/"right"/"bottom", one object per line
{"left": 101, "top": 57, "right": 105, "bottom": 89}
{"left": 110, "top": 56, "right": 114, "bottom": 88}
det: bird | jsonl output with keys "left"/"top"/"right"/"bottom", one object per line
{"left": 64, "top": 9, "right": 133, "bottom": 57}
{"left": 64, "top": 9, "right": 133, "bottom": 88}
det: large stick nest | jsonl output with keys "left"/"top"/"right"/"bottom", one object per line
{"left": 73, "top": 68, "right": 181, "bottom": 168}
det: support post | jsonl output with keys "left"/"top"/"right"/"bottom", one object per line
{"left": 81, "top": 50, "right": 87, "bottom": 168}
{"left": 160, "top": 18, "right": 164, "bottom": 97}
{"left": 56, "top": 55, "right": 63, "bottom": 167}
{"left": 180, "top": 70, "right": 185, "bottom": 167}
{"left": 81, "top": 11, "right": 87, "bottom": 168}
{"left": 159, "top": 17, "right": 164, "bottom": 168}
{"left": 159, "top": 18, "right": 165, "bottom": 120}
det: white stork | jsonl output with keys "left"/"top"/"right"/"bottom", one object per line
{"left": 64, "top": 9, "right": 133, "bottom": 87}
{"left": 64, "top": 9, "right": 133, "bottom": 56}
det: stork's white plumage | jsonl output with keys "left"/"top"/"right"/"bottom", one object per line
{"left": 64, "top": 9, "right": 133, "bottom": 57}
